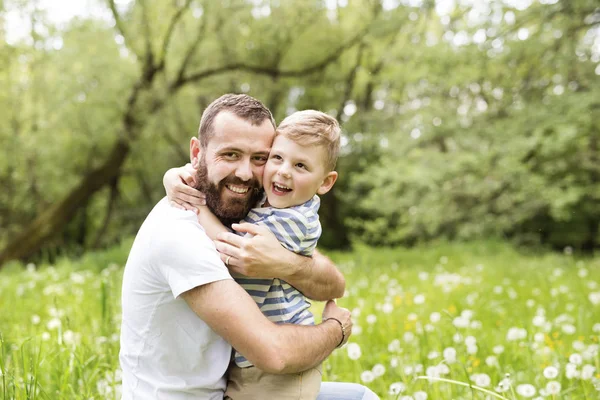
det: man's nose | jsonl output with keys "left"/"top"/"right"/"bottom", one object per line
{"left": 235, "top": 160, "right": 253, "bottom": 181}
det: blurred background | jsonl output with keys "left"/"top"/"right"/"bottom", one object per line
{"left": 1, "top": 0, "right": 599, "bottom": 265}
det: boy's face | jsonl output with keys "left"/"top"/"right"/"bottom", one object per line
{"left": 263, "top": 135, "right": 337, "bottom": 209}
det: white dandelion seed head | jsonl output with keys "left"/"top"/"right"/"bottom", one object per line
{"left": 493, "top": 345, "right": 505, "bottom": 354}
{"left": 573, "top": 341, "right": 585, "bottom": 352}
{"left": 534, "top": 332, "right": 545, "bottom": 342}
{"left": 429, "top": 312, "right": 441, "bottom": 323}
{"left": 346, "top": 343, "right": 362, "bottom": 360}
{"left": 471, "top": 373, "right": 491, "bottom": 387}
{"left": 366, "top": 314, "right": 377, "bottom": 324}
{"left": 390, "top": 356, "right": 399, "bottom": 368}
{"left": 506, "top": 327, "right": 527, "bottom": 341}
{"left": 532, "top": 315, "right": 546, "bottom": 327}
{"left": 388, "top": 382, "right": 406, "bottom": 395}
{"left": 516, "top": 384, "right": 536, "bottom": 397}
{"left": 486, "top": 355, "right": 498, "bottom": 367}
{"left": 372, "top": 363, "right": 386, "bottom": 377}
{"left": 543, "top": 366, "right": 559, "bottom": 379}
{"left": 388, "top": 339, "right": 401, "bottom": 352}
{"left": 404, "top": 331, "right": 415, "bottom": 342}
{"left": 404, "top": 365, "right": 414, "bottom": 375}
{"left": 31, "top": 314, "right": 41, "bottom": 325}
{"left": 566, "top": 363, "right": 579, "bottom": 379}
{"left": 426, "top": 366, "right": 440, "bottom": 378}
{"left": 465, "top": 335, "right": 477, "bottom": 346}
{"left": 427, "top": 351, "right": 439, "bottom": 360}
{"left": 569, "top": 353, "right": 583, "bottom": 365}
{"left": 360, "top": 370, "right": 374, "bottom": 383}
{"left": 414, "top": 294, "right": 425, "bottom": 304}
{"left": 443, "top": 347, "right": 457, "bottom": 363}
{"left": 382, "top": 303, "right": 394, "bottom": 314}
{"left": 413, "top": 391, "right": 428, "bottom": 400}
{"left": 562, "top": 324, "right": 576, "bottom": 335}
{"left": 582, "top": 364, "right": 596, "bottom": 380}
{"left": 545, "top": 381, "right": 561, "bottom": 394}
{"left": 589, "top": 292, "right": 600, "bottom": 305}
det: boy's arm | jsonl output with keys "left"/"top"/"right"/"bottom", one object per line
{"left": 214, "top": 223, "right": 345, "bottom": 301}
{"left": 181, "top": 280, "right": 352, "bottom": 374}
{"left": 163, "top": 164, "right": 205, "bottom": 212}
{"left": 196, "top": 207, "right": 229, "bottom": 240}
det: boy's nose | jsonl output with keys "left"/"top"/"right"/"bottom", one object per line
{"left": 278, "top": 167, "right": 291, "bottom": 178}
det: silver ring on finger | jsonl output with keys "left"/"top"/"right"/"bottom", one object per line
{"left": 225, "top": 255, "right": 231, "bottom": 266}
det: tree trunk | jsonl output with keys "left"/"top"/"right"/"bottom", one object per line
{"left": 0, "top": 139, "right": 130, "bottom": 266}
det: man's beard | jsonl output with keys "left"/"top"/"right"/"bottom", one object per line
{"left": 194, "top": 157, "right": 263, "bottom": 226}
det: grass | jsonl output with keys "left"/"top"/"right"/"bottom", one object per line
{"left": 0, "top": 240, "right": 599, "bottom": 399}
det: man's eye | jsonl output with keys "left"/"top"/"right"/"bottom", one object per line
{"left": 253, "top": 155, "right": 268, "bottom": 163}
{"left": 224, "top": 153, "right": 238, "bottom": 159}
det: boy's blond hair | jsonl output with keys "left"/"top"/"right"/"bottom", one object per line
{"left": 276, "top": 110, "right": 341, "bottom": 171}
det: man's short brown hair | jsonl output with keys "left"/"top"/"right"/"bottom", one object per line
{"left": 276, "top": 110, "right": 341, "bottom": 171}
{"left": 198, "top": 94, "right": 276, "bottom": 148}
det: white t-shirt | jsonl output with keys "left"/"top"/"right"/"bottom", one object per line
{"left": 119, "top": 198, "right": 233, "bottom": 400}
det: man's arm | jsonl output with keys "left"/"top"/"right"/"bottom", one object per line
{"left": 180, "top": 279, "right": 351, "bottom": 374}
{"left": 214, "top": 223, "right": 345, "bottom": 301}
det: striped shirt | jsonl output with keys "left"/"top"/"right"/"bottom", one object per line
{"left": 233, "top": 195, "right": 322, "bottom": 367}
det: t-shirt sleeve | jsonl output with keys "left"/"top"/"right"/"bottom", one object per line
{"left": 152, "top": 219, "right": 232, "bottom": 299}
{"left": 259, "top": 207, "right": 321, "bottom": 256}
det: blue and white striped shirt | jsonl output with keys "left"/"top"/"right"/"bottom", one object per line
{"left": 233, "top": 195, "right": 321, "bottom": 367}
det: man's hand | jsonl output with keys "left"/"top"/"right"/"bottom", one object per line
{"left": 214, "top": 223, "right": 289, "bottom": 278}
{"left": 163, "top": 164, "right": 206, "bottom": 213}
{"left": 322, "top": 300, "right": 353, "bottom": 347}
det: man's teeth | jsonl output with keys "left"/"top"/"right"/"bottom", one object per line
{"left": 227, "top": 185, "right": 249, "bottom": 194}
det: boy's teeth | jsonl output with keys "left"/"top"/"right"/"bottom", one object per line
{"left": 274, "top": 183, "right": 291, "bottom": 190}
{"left": 227, "top": 185, "right": 249, "bottom": 194}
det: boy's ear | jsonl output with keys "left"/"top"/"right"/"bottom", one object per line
{"left": 317, "top": 171, "right": 338, "bottom": 195}
{"left": 190, "top": 137, "right": 202, "bottom": 168}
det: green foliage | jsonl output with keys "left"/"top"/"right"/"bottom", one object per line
{"left": 0, "top": 0, "right": 599, "bottom": 256}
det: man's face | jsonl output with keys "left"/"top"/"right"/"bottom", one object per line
{"left": 192, "top": 112, "right": 275, "bottom": 225}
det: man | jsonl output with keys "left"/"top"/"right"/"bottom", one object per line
{"left": 119, "top": 94, "right": 378, "bottom": 399}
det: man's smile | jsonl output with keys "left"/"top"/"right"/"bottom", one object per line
{"left": 225, "top": 184, "right": 250, "bottom": 195}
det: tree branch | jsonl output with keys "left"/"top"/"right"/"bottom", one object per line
{"left": 158, "top": 0, "right": 193, "bottom": 68}
{"left": 107, "top": 0, "right": 141, "bottom": 59}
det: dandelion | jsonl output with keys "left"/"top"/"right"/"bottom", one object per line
{"left": 429, "top": 312, "right": 441, "bottom": 323}
{"left": 467, "top": 344, "right": 478, "bottom": 355}
{"left": 543, "top": 366, "right": 559, "bottom": 379}
{"left": 47, "top": 318, "right": 61, "bottom": 330}
{"left": 545, "top": 381, "right": 561, "bottom": 395}
{"left": 581, "top": 364, "right": 596, "bottom": 380}
{"left": 470, "top": 320, "right": 482, "bottom": 329}
{"left": 526, "top": 299, "right": 535, "bottom": 307}
{"left": 414, "top": 294, "right": 425, "bottom": 304}
{"left": 569, "top": 353, "right": 582, "bottom": 365}
{"left": 506, "top": 327, "right": 527, "bottom": 341}
{"left": 372, "top": 364, "right": 386, "bottom": 377}
{"left": 562, "top": 324, "right": 576, "bottom": 335}
{"left": 486, "top": 356, "right": 498, "bottom": 367}
{"left": 360, "top": 370, "right": 374, "bottom": 383}
{"left": 534, "top": 332, "right": 545, "bottom": 342}
{"left": 493, "top": 345, "right": 505, "bottom": 354}
{"left": 31, "top": 314, "right": 40, "bottom": 325}
{"left": 366, "top": 314, "right": 377, "bottom": 324}
{"left": 453, "top": 333, "right": 463, "bottom": 343}
{"left": 572, "top": 341, "right": 585, "bottom": 351}
{"left": 41, "top": 332, "right": 51, "bottom": 341}
{"left": 404, "top": 365, "right": 414, "bottom": 375}
{"left": 382, "top": 303, "right": 393, "bottom": 314}
{"left": 346, "top": 343, "right": 361, "bottom": 360}
{"left": 453, "top": 316, "right": 469, "bottom": 328}
{"left": 532, "top": 315, "right": 545, "bottom": 327}
{"left": 353, "top": 325, "right": 362, "bottom": 335}
{"left": 437, "top": 364, "right": 450, "bottom": 375}
{"left": 413, "top": 391, "right": 427, "bottom": 400}
{"left": 388, "top": 382, "right": 405, "bottom": 395}
{"left": 589, "top": 292, "right": 600, "bottom": 305}
{"left": 470, "top": 373, "right": 491, "bottom": 387}
{"left": 516, "top": 384, "right": 537, "bottom": 397}
{"left": 390, "top": 357, "right": 399, "bottom": 368}
{"left": 404, "top": 332, "right": 415, "bottom": 342}
{"left": 443, "top": 347, "right": 457, "bottom": 363}
{"left": 427, "top": 351, "right": 439, "bottom": 360}
{"left": 407, "top": 313, "right": 418, "bottom": 321}
{"left": 565, "top": 363, "right": 579, "bottom": 379}
{"left": 496, "top": 377, "right": 511, "bottom": 393}
{"left": 388, "top": 339, "right": 401, "bottom": 352}
{"left": 426, "top": 366, "right": 440, "bottom": 378}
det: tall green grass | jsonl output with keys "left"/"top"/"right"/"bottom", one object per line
{"left": 0, "top": 241, "right": 598, "bottom": 399}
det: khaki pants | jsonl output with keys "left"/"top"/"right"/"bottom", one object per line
{"left": 225, "top": 363, "right": 322, "bottom": 400}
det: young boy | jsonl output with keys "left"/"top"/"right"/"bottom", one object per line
{"left": 164, "top": 110, "right": 341, "bottom": 400}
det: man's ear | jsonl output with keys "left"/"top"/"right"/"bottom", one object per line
{"left": 190, "top": 137, "right": 202, "bottom": 168}
{"left": 316, "top": 171, "right": 338, "bottom": 195}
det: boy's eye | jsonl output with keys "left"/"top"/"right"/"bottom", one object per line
{"left": 296, "top": 163, "right": 307, "bottom": 170}
{"left": 271, "top": 154, "right": 283, "bottom": 161}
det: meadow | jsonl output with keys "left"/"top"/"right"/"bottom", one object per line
{"left": 0, "top": 241, "right": 599, "bottom": 399}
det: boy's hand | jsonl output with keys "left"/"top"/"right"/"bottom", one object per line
{"left": 322, "top": 300, "right": 352, "bottom": 347}
{"left": 214, "top": 223, "right": 288, "bottom": 278}
{"left": 163, "top": 164, "right": 206, "bottom": 213}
